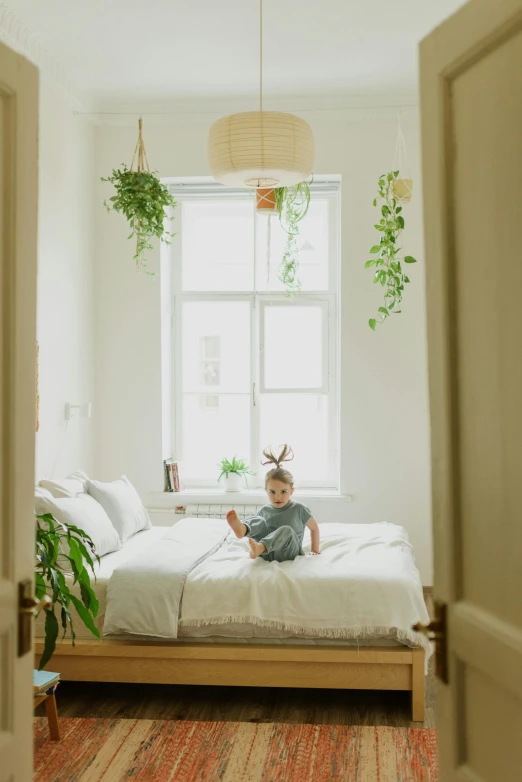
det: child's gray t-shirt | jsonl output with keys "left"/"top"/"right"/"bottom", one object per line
{"left": 257, "top": 501, "right": 312, "bottom": 547}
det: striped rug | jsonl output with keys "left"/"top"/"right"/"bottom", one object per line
{"left": 34, "top": 717, "right": 438, "bottom": 781}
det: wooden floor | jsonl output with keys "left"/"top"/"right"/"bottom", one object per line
{"left": 35, "top": 658, "right": 435, "bottom": 729}
{"left": 37, "top": 595, "right": 435, "bottom": 729}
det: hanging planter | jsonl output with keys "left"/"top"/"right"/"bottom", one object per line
{"left": 365, "top": 170, "right": 417, "bottom": 330}
{"left": 267, "top": 180, "right": 311, "bottom": 296}
{"left": 101, "top": 119, "right": 177, "bottom": 275}
{"left": 393, "top": 178, "right": 413, "bottom": 204}
{"left": 365, "top": 114, "right": 417, "bottom": 330}
{"left": 255, "top": 188, "right": 279, "bottom": 214}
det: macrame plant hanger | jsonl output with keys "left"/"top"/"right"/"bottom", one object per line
{"left": 392, "top": 110, "right": 413, "bottom": 204}
{"left": 131, "top": 118, "right": 150, "bottom": 175}
{"left": 129, "top": 118, "right": 151, "bottom": 269}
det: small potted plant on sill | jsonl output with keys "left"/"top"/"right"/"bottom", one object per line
{"left": 218, "top": 456, "right": 253, "bottom": 492}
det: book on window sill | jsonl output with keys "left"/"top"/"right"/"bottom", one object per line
{"left": 33, "top": 669, "right": 60, "bottom": 694}
{"left": 163, "top": 459, "right": 173, "bottom": 492}
{"left": 164, "top": 458, "right": 181, "bottom": 492}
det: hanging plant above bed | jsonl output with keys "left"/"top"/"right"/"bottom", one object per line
{"left": 101, "top": 119, "right": 177, "bottom": 275}
{"left": 365, "top": 170, "right": 417, "bottom": 330}
{"left": 256, "top": 180, "right": 311, "bottom": 296}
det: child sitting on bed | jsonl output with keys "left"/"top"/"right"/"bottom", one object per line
{"left": 226, "top": 445, "right": 320, "bottom": 562}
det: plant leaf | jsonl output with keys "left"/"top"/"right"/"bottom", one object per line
{"left": 404, "top": 256, "right": 417, "bottom": 263}
{"left": 369, "top": 319, "right": 377, "bottom": 331}
{"left": 369, "top": 245, "right": 380, "bottom": 255}
{"left": 69, "top": 596, "right": 101, "bottom": 640}
{"left": 38, "top": 609, "right": 59, "bottom": 670}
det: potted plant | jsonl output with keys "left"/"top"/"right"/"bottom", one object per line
{"left": 218, "top": 456, "right": 253, "bottom": 492}
{"left": 255, "top": 188, "right": 279, "bottom": 215}
{"left": 365, "top": 170, "right": 417, "bottom": 329}
{"left": 101, "top": 119, "right": 177, "bottom": 275}
{"left": 256, "top": 180, "right": 311, "bottom": 295}
{"left": 393, "top": 177, "right": 413, "bottom": 203}
{"left": 35, "top": 513, "right": 100, "bottom": 669}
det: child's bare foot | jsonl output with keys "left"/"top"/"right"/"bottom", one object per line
{"left": 249, "top": 539, "right": 266, "bottom": 559}
{"left": 226, "top": 510, "right": 247, "bottom": 539}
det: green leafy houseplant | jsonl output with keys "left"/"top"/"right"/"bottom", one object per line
{"left": 35, "top": 513, "right": 100, "bottom": 670}
{"left": 272, "top": 180, "right": 312, "bottom": 295}
{"left": 217, "top": 456, "right": 254, "bottom": 485}
{"left": 366, "top": 170, "right": 417, "bottom": 330}
{"left": 101, "top": 163, "right": 177, "bottom": 275}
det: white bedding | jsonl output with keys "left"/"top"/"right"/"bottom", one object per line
{"left": 35, "top": 520, "right": 431, "bottom": 660}
{"left": 178, "top": 521, "right": 431, "bottom": 656}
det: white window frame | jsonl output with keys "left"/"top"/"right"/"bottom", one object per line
{"left": 166, "top": 179, "right": 340, "bottom": 490}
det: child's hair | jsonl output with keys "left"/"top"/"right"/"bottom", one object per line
{"left": 262, "top": 445, "right": 295, "bottom": 488}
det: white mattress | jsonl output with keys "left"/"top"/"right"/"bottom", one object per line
{"left": 35, "top": 524, "right": 408, "bottom": 647}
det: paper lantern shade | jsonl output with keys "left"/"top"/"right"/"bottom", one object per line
{"left": 208, "top": 111, "right": 314, "bottom": 188}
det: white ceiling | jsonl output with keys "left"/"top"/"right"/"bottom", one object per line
{"left": 6, "top": 0, "right": 466, "bottom": 105}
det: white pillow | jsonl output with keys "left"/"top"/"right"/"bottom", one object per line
{"left": 39, "top": 470, "right": 89, "bottom": 498}
{"left": 35, "top": 486, "right": 54, "bottom": 515}
{"left": 40, "top": 494, "right": 121, "bottom": 557}
{"left": 86, "top": 475, "right": 151, "bottom": 543}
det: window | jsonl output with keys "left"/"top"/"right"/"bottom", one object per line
{"left": 166, "top": 180, "right": 340, "bottom": 488}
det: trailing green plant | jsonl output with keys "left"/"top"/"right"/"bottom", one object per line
{"left": 366, "top": 170, "right": 417, "bottom": 330}
{"left": 217, "top": 456, "right": 254, "bottom": 484}
{"left": 35, "top": 513, "right": 100, "bottom": 669}
{"left": 101, "top": 164, "right": 177, "bottom": 275}
{"left": 272, "top": 180, "right": 312, "bottom": 295}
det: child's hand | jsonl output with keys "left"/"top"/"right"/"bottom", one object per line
{"left": 307, "top": 551, "right": 320, "bottom": 556}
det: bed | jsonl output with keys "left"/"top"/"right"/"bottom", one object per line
{"left": 35, "top": 519, "right": 431, "bottom": 721}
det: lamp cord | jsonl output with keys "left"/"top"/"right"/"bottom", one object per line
{"left": 260, "top": 0, "right": 263, "bottom": 113}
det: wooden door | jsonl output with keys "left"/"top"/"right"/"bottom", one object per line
{"left": 0, "top": 42, "right": 39, "bottom": 781}
{"left": 420, "top": 0, "right": 522, "bottom": 779}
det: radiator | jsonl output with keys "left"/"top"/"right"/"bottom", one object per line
{"left": 148, "top": 504, "right": 263, "bottom": 519}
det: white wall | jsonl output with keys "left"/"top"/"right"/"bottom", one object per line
{"left": 93, "top": 110, "right": 432, "bottom": 582}
{"left": 35, "top": 76, "right": 95, "bottom": 479}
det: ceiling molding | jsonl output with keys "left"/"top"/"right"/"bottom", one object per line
{"left": 77, "top": 94, "right": 420, "bottom": 127}
{"left": 0, "top": 2, "right": 95, "bottom": 113}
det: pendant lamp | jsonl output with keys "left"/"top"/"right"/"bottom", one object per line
{"left": 208, "top": 0, "right": 314, "bottom": 188}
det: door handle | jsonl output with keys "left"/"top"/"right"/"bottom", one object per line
{"left": 18, "top": 579, "right": 51, "bottom": 658}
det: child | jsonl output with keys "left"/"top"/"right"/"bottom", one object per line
{"left": 226, "top": 445, "right": 321, "bottom": 562}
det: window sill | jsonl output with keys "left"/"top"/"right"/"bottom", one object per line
{"left": 146, "top": 488, "right": 352, "bottom": 509}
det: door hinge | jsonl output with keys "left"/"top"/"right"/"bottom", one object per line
{"left": 412, "top": 600, "right": 448, "bottom": 684}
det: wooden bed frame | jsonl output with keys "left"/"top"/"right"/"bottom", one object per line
{"left": 35, "top": 639, "right": 425, "bottom": 721}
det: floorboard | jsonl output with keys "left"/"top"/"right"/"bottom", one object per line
{"left": 35, "top": 659, "right": 435, "bottom": 728}
{"left": 36, "top": 599, "right": 435, "bottom": 729}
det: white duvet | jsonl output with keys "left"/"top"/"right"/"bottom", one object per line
{"left": 180, "top": 521, "right": 431, "bottom": 655}
{"left": 103, "top": 518, "right": 431, "bottom": 659}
